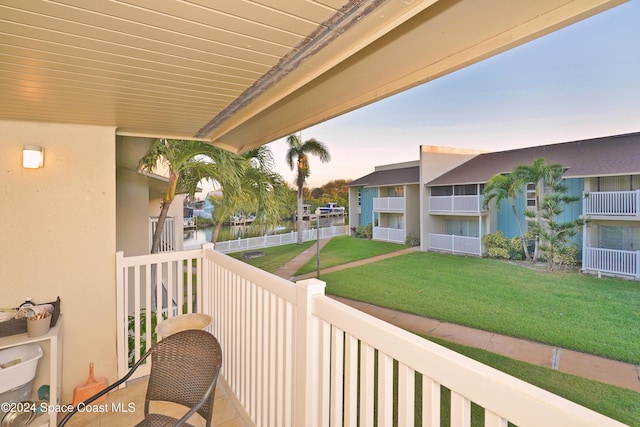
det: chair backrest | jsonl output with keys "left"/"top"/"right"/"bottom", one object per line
{"left": 144, "top": 329, "right": 222, "bottom": 425}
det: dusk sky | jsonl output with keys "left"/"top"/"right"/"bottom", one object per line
{"left": 267, "top": 1, "right": 640, "bottom": 189}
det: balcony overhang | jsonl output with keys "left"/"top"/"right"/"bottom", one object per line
{"left": 0, "top": 0, "right": 627, "bottom": 153}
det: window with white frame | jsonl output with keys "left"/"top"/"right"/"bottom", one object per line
{"left": 598, "top": 226, "right": 640, "bottom": 251}
{"left": 526, "top": 183, "right": 536, "bottom": 207}
{"left": 445, "top": 219, "right": 479, "bottom": 237}
{"left": 431, "top": 186, "right": 453, "bottom": 196}
{"left": 392, "top": 186, "right": 404, "bottom": 197}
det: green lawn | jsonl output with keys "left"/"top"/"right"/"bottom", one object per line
{"left": 295, "top": 235, "right": 408, "bottom": 275}
{"left": 227, "top": 241, "right": 314, "bottom": 273}
{"left": 320, "top": 251, "right": 640, "bottom": 365}
{"left": 428, "top": 337, "right": 640, "bottom": 426}
{"left": 229, "top": 239, "right": 640, "bottom": 424}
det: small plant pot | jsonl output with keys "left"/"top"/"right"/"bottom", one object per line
{"left": 27, "top": 315, "right": 51, "bottom": 338}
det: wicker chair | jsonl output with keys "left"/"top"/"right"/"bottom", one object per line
{"left": 59, "top": 329, "right": 222, "bottom": 427}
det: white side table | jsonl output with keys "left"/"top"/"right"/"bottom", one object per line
{"left": 0, "top": 315, "right": 63, "bottom": 426}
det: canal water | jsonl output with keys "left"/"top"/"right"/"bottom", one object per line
{"left": 183, "top": 221, "right": 294, "bottom": 249}
{"left": 183, "top": 215, "right": 346, "bottom": 249}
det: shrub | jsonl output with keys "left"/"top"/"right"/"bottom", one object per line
{"left": 508, "top": 235, "right": 524, "bottom": 260}
{"left": 483, "top": 231, "right": 511, "bottom": 259}
{"left": 484, "top": 231, "right": 539, "bottom": 261}
{"left": 405, "top": 233, "right": 420, "bottom": 247}
{"left": 354, "top": 223, "right": 373, "bottom": 239}
{"left": 195, "top": 216, "right": 213, "bottom": 227}
{"left": 128, "top": 308, "right": 166, "bottom": 367}
{"left": 552, "top": 244, "right": 579, "bottom": 266}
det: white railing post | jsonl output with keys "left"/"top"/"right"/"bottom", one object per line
{"left": 584, "top": 191, "right": 592, "bottom": 215}
{"left": 636, "top": 251, "right": 640, "bottom": 279}
{"left": 294, "top": 278, "right": 326, "bottom": 427}
{"left": 115, "top": 251, "right": 127, "bottom": 384}
{"left": 201, "top": 243, "right": 213, "bottom": 316}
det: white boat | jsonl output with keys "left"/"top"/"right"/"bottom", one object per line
{"left": 316, "top": 202, "right": 345, "bottom": 215}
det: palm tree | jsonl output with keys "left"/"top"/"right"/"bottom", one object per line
{"left": 285, "top": 134, "right": 331, "bottom": 244}
{"left": 209, "top": 146, "right": 289, "bottom": 243}
{"left": 483, "top": 173, "right": 530, "bottom": 260}
{"left": 512, "top": 158, "right": 564, "bottom": 261}
{"left": 139, "top": 139, "right": 241, "bottom": 254}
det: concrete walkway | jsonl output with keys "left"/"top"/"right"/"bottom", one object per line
{"left": 273, "top": 239, "right": 640, "bottom": 393}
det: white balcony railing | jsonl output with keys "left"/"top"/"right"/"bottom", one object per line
{"left": 116, "top": 246, "right": 626, "bottom": 427}
{"left": 429, "top": 233, "right": 481, "bottom": 256}
{"left": 372, "top": 226, "right": 406, "bottom": 244}
{"left": 430, "top": 195, "right": 484, "bottom": 213}
{"left": 373, "top": 197, "right": 404, "bottom": 212}
{"left": 582, "top": 247, "right": 640, "bottom": 278}
{"left": 149, "top": 216, "right": 176, "bottom": 252}
{"left": 583, "top": 190, "right": 640, "bottom": 216}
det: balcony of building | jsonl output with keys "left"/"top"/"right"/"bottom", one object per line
{"left": 114, "top": 245, "right": 624, "bottom": 427}
{"left": 429, "top": 184, "right": 486, "bottom": 215}
{"left": 373, "top": 196, "right": 405, "bottom": 212}
{"left": 429, "top": 233, "right": 482, "bottom": 256}
{"left": 372, "top": 226, "right": 406, "bottom": 244}
{"left": 583, "top": 190, "right": 640, "bottom": 218}
{"left": 582, "top": 246, "right": 640, "bottom": 279}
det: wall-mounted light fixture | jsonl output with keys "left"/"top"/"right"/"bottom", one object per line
{"left": 23, "top": 145, "right": 44, "bottom": 169}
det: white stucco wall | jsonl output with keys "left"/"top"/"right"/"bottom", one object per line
{"left": 116, "top": 136, "right": 156, "bottom": 256}
{"left": 347, "top": 187, "right": 361, "bottom": 232}
{"left": 405, "top": 184, "right": 421, "bottom": 239}
{"left": 419, "top": 145, "right": 483, "bottom": 252}
{"left": 0, "top": 120, "right": 117, "bottom": 403}
{"left": 117, "top": 168, "right": 152, "bottom": 256}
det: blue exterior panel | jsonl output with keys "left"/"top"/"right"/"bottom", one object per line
{"left": 562, "top": 178, "right": 585, "bottom": 256}
{"left": 497, "top": 196, "right": 524, "bottom": 239}
{"left": 496, "top": 178, "right": 584, "bottom": 257}
{"left": 360, "top": 187, "right": 377, "bottom": 226}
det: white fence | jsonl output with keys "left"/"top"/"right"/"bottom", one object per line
{"left": 372, "top": 226, "right": 406, "bottom": 244}
{"left": 214, "top": 225, "right": 349, "bottom": 253}
{"left": 116, "top": 246, "right": 625, "bottom": 427}
{"left": 583, "top": 190, "right": 640, "bottom": 216}
{"left": 582, "top": 247, "right": 640, "bottom": 278}
{"left": 429, "top": 233, "right": 482, "bottom": 256}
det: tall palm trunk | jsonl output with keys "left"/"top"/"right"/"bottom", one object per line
{"left": 510, "top": 203, "right": 530, "bottom": 260}
{"left": 151, "top": 200, "right": 172, "bottom": 254}
{"left": 296, "top": 185, "right": 304, "bottom": 245}
{"left": 532, "top": 184, "right": 543, "bottom": 262}
{"left": 150, "top": 199, "right": 172, "bottom": 312}
{"left": 211, "top": 221, "right": 224, "bottom": 244}
{"left": 285, "top": 134, "right": 331, "bottom": 245}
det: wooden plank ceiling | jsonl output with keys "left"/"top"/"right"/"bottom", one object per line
{"left": 0, "top": 0, "right": 626, "bottom": 152}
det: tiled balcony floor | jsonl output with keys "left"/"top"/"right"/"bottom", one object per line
{"left": 60, "top": 376, "right": 249, "bottom": 426}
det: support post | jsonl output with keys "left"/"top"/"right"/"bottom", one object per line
{"left": 294, "top": 278, "right": 326, "bottom": 427}
{"left": 201, "top": 243, "right": 214, "bottom": 317}
{"left": 115, "top": 251, "right": 126, "bottom": 379}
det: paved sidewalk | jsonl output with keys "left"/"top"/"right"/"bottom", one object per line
{"left": 272, "top": 238, "right": 333, "bottom": 280}
{"left": 273, "top": 240, "right": 640, "bottom": 393}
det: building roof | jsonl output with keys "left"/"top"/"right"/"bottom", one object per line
{"left": 348, "top": 166, "right": 420, "bottom": 188}
{"left": 0, "top": 1, "right": 624, "bottom": 153}
{"left": 427, "top": 132, "right": 640, "bottom": 186}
